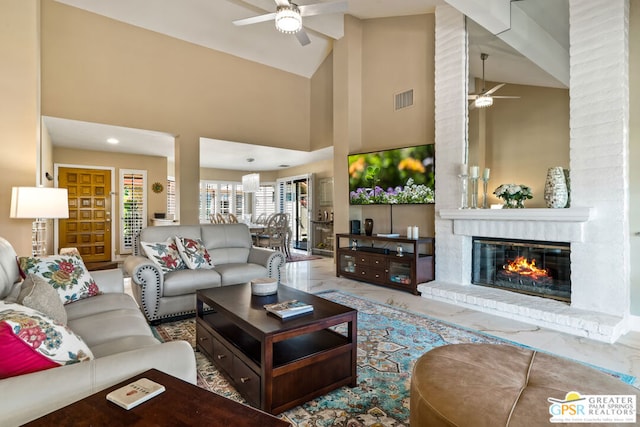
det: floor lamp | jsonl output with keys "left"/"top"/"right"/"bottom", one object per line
{"left": 10, "top": 187, "right": 69, "bottom": 256}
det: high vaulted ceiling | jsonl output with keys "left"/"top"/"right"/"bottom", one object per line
{"left": 47, "top": 0, "right": 568, "bottom": 170}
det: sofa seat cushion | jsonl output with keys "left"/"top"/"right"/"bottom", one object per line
{"left": 89, "top": 335, "right": 160, "bottom": 358}
{"left": 68, "top": 309, "right": 154, "bottom": 348}
{"left": 163, "top": 269, "right": 222, "bottom": 297}
{"left": 65, "top": 293, "right": 140, "bottom": 321}
{"left": 215, "top": 263, "right": 268, "bottom": 286}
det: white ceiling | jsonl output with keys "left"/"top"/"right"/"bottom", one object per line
{"left": 46, "top": 0, "right": 567, "bottom": 171}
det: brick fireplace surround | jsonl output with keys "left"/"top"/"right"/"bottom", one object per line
{"left": 425, "top": 2, "right": 630, "bottom": 343}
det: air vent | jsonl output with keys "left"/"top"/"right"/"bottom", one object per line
{"left": 395, "top": 89, "right": 414, "bottom": 111}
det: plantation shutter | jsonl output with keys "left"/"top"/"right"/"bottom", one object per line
{"left": 167, "top": 177, "right": 176, "bottom": 217}
{"left": 120, "top": 169, "right": 147, "bottom": 254}
{"left": 254, "top": 184, "right": 276, "bottom": 220}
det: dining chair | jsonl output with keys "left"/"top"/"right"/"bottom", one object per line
{"left": 227, "top": 213, "right": 239, "bottom": 223}
{"left": 216, "top": 213, "right": 226, "bottom": 224}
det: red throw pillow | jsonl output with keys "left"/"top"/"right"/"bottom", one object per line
{"left": 0, "top": 322, "right": 58, "bottom": 379}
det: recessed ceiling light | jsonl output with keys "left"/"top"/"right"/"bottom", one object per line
{"left": 107, "top": 138, "right": 119, "bottom": 144}
{"left": 278, "top": 164, "right": 290, "bottom": 168}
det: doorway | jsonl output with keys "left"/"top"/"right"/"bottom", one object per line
{"left": 57, "top": 166, "right": 113, "bottom": 262}
{"left": 277, "top": 174, "right": 312, "bottom": 253}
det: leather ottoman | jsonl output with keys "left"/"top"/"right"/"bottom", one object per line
{"left": 410, "top": 343, "right": 639, "bottom": 427}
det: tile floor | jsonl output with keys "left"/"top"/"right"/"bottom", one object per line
{"left": 282, "top": 256, "right": 640, "bottom": 382}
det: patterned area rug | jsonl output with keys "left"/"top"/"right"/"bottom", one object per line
{"left": 153, "top": 290, "right": 636, "bottom": 427}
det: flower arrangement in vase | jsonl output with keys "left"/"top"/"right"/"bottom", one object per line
{"left": 493, "top": 184, "right": 533, "bottom": 208}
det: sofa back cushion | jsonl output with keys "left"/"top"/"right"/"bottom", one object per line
{"left": 0, "top": 237, "right": 21, "bottom": 300}
{"left": 201, "top": 224, "right": 252, "bottom": 265}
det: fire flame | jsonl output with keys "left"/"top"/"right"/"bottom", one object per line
{"left": 504, "top": 256, "right": 549, "bottom": 280}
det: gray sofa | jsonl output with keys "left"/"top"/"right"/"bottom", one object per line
{"left": 124, "top": 223, "right": 286, "bottom": 323}
{"left": 0, "top": 237, "right": 197, "bottom": 426}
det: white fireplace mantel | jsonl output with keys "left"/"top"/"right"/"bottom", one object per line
{"left": 439, "top": 207, "right": 595, "bottom": 243}
{"left": 439, "top": 207, "right": 594, "bottom": 222}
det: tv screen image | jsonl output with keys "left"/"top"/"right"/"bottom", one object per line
{"left": 348, "top": 144, "right": 435, "bottom": 205}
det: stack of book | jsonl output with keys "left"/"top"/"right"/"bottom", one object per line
{"left": 264, "top": 300, "right": 313, "bottom": 319}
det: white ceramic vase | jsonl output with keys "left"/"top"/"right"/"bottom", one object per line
{"left": 544, "top": 167, "right": 568, "bottom": 208}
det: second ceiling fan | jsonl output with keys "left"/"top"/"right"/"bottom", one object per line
{"left": 233, "top": 0, "right": 348, "bottom": 46}
{"left": 468, "top": 53, "right": 520, "bottom": 109}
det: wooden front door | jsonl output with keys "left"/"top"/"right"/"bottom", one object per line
{"left": 58, "top": 167, "right": 112, "bottom": 263}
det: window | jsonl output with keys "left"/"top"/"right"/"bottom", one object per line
{"left": 254, "top": 184, "right": 276, "bottom": 220}
{"left": 198, "top": 181, "right": 271, "bottom": 223}
{"left": 167, "top": 176, "right": 176, "bottom": 217}
{"left": 120, "top": 169, "right": 147, "bottom": 254}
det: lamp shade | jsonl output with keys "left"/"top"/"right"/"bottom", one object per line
{"left": 10, "top": 187, "right": 69, "bottom": 219}
{"left": 242, "top": 173, "right": 260, "bottom": 193}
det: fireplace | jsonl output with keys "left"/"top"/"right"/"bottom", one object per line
{"left": 472, "top": 238, "right": 571, "bottom": 302}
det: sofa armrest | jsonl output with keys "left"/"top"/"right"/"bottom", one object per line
{"left": 90, "top": 268, "right": 124, "bottom": 294}
{"left": 124, "top": 255, "right": 164, "bottom": 322}
{"left": 0, "top": 341, "right": 196, "bottom": 426}
{"left": 248, "top": 247, "right": 286, "bottom": 284}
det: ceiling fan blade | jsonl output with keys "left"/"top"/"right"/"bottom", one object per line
{"left": 299, "top": 1, "right": 348, "bottom": 17}
{"left": 274, "top": 0, "right": 290, "bottom": 6}
{"left": 468, "top": 101, "right": 477, "bottom": 110}
{"left": 296, "top": 28, "right": 311, "bottom": 46}
{"left": 233, "top": 12, "right": 276, "bottom": 26}
{"left": 484, "top": 83, "right": 506, "bottom": 96}
{"left": 492, "top": 96, "right": 520, "bottom": 99}
{"left": 468, "top": 94, "right": 479, "bottom": 100}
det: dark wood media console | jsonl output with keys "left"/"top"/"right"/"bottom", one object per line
{"left": 335, "top": 233, "right": 435, "bottom": 295}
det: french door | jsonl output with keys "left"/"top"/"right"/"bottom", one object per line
{"left": 277, "top": 174, "right": 313, "bottom": 253}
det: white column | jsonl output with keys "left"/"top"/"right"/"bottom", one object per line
{"left": 569, "top": 0, "right": 630, "bottom": 316}
{"left": 434, "top": 6, "right": 471, "bottom": 284}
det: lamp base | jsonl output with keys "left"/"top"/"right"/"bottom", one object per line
{"left": 32, "top": 219, "right": 48, "bottom": 257}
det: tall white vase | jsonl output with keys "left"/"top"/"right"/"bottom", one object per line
{"left": 544, "top": 167, "right": 568, "bottom": 208}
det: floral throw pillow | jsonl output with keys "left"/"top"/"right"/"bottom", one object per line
{"left": 140, "top": 239, "right": 186, "bottom": 273}
{"left": 0, "top": 302, "right": 93, "bottom": 379}
{"left": 19, "top": 255, "right": 101, "bottom": 305}
{"left": 175, "top": 236, "right": 215, "bottom": 270}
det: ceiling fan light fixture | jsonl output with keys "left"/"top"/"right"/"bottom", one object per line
{"left": 275, "top": 4, "right": 302, "bottom": 34}
{"left": 475, "top": 95, "right": 493, "bottom": 108}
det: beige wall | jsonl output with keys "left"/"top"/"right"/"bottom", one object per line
{"left": 361, "top": 14, "right": 436, "bottom": 150}
{"left": 310, "top": 54, "right": 334, "bottom": 151}
{"left": 469, "top": 81, "right": 570, "bottom": 208}
{"left": 53, "top": 147, "right": 167, "bottom": 255}
{"left": 0, "top": 1, "right": 40, "bottom": 255}
{"left": 40, "top": 0, "right": 312, "bottom": 224}
{"left": 338, "top": 14, "right": 436, "bottom": 237}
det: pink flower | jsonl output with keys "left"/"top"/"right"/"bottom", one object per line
{"left": 18, "top": 326, "right": 47, "bottom": 349}
{"left": 87, "top": 282, "right": 100, "bottom": 296}
{"left": 58, "top": 261, "right": 76, "bottom": 274}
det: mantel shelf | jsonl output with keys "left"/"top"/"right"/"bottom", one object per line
{"left": 439, "top": 207, "right": 594, "bottom": 223}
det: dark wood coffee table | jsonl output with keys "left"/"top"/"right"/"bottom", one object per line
{"left": 196, "top": 284, "right": 357, "bottom": 415}
{"left": 24, "top": 368, "right": 289, "bottom": 426}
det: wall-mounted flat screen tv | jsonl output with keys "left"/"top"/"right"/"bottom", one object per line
{"left": 348, "top": 144, "right": 435, "bottom": 205}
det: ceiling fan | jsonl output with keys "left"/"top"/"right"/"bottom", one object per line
{"left": 468, "top": 53, "right": 520, "bottom": 109}
{"left": 232, "top": 0, "right": 348, "bottom": 46}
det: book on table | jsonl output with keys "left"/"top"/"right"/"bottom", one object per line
{"left": 106, "top": 378, "right": 165, "bottom": 410}
{"left": 264, "top": 299, "right": 313, "bottom": 319}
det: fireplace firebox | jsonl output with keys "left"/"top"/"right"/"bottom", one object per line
{"left": 472, "top": 238, "right": 571, "bottom": 302}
